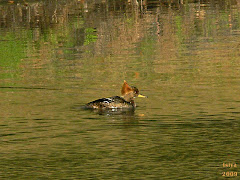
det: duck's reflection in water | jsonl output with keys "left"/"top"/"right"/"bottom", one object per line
{"left": 89, "top": 107, "right": 135, "bottom": 116}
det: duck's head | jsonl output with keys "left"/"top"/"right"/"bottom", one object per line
{"left": 121, "top": 80, "right": 146, "bottom": 102}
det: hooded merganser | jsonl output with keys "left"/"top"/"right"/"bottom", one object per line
{"left": 85, "top": 80, "right": 146, "bottom": 109}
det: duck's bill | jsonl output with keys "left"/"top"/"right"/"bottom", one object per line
{"left": 138, "top": 94, "right": 147, "bottom": 98}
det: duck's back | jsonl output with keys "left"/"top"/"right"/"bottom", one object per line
{"left": 85, "top": 96, "right": 134, "bottom": 109}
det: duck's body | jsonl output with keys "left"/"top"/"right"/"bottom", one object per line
{"left": 84, "top": 81, "right": 146, "bottom": 109}
{"left": 85, "top": 96, "right": 135, "bottom": 109}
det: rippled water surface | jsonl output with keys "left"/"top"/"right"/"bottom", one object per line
{"left": 0, "top": 0, "right": 239, "bottom": 179}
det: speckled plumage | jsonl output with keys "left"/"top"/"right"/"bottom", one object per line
{"left": 85, "top": 96, "right": 135, "bottom": 109}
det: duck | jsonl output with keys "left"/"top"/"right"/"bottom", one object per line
{"left": 84, "top": 80, "right": 146, "bottom": 109}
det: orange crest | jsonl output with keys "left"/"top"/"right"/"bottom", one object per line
{"left": 121, "top": 80, "right": 132, "bottom": 95}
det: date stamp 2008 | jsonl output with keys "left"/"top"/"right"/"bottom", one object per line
{"left": 222, "top": 163, "right": 238, "bottom": 177}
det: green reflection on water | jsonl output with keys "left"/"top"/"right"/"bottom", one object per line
{"left": 84, "top": 28, "right": 97, "bottom": 45}
{"left": 0, "top": 33, "right": 25, "bottom": 79}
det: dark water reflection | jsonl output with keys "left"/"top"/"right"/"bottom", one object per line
{"left": 0, "top": 0, "right": 240, "bottom": 179}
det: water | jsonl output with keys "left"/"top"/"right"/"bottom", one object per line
{"left": 0, "top": 0, "right": 239, "bottom": 179}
